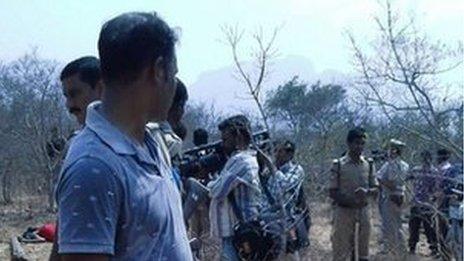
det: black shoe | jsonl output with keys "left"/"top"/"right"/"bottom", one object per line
{"left": 429, "top": 250, "right": 440, "bottom": 258}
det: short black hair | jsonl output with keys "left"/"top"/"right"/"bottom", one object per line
{"left": 391, "top": 147, "right": 402, "bottom": 156}
{"left": 437, "top": 148, "right": 451, "bottom": 157}
{"left": 173, "top": 123, "right": 187, "bottom": 141}
{"left": 98, "top": 12, "right": 178, "bottom": 85}
{"left": 172, "top": 78, "right": 188, "bottom": 107}
{"left": 276, "top": 139, "right": 296, "bottom": 154}
{"left": 218, "top": 115, "right": 252, "bottom": 144}
{"left": 60, "top": 56, "right": 101, "bottom": 88}
{"left": 346, "top": 127, "right": 367, "bottom": 143}
{"left": 193, "top": 128, "right": 208, "bottom": 146}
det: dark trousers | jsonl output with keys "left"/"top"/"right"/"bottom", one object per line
{"left": 408, "top": 206, "right": 437, "bottom": 252}
{"left": 438, "top": 214, "right": 452, "bottom": 261}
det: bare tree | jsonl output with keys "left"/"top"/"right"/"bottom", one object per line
{"left": 0, "top": 50, "right": 72, "bottom": 209}
{"left": 222, "top": 24, "right": 281, "bottom": 131}
{"left": 348, "top": 0, "right": 463, "bottom": 156}
{"left": 222, "top": 25, "right": 295, "bottom": 256}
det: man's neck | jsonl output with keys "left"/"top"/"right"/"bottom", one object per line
{"left": 227, "top": 144, "right": 248, "bottom": 157}
{"left": 348, "top": 151, "right": 361, "bottom": 163}
{"left": 276, "top": 160, "right": 290, "bottom": 169}
{"left": 423, "top": 162, "right": 432, "bottom": 168}
{"left": 101, "top": 88, "right": 147, "bottom": 144}
{"left": 439, "top": 160, "right": 449, "bottom": 165}
{"left": 167, "top": 118, "right": 176, "bottom": 128}
{"left": 237, "top": 143, "right": 248, "bottom": 151}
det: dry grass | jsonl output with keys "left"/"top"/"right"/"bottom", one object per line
{"left": 0, "top": 197, "right": 438, "bottom": 260}
{"left": 0, "top": 197, "right": 55, "bottom": 261}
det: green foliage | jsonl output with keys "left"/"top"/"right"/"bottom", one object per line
{"left": 265, "top": 76, "right": 351, "bottom": 138}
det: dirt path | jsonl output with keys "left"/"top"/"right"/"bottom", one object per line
{"left": 0, "top": 197, "right": 55, "bottom": 261}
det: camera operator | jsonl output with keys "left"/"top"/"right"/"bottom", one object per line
{"left": 208, "top": 115, "right": 263, "bottom": 261}
{"left": 259, "top": 140, "right": 308, "bottom": 260}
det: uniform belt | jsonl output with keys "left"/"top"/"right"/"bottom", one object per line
{"left": 333, "top": 202, "right": 368, "bottom": 209}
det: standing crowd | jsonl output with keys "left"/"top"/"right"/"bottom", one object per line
{"left": 46, "top": 11, "right": 462, "bottom": 261}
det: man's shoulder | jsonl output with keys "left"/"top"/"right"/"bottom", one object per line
{"left": 331, "top": 157, "right": 344, "bottom": 173}
{"left": 360, "top": 156, "right": 373, "bottom": 166}
{"left": 336, "top": 155, "right": 352, "bottom": 166}
{"left": 400, "top": 159, "right": 409, "bottom": 169}
{"left": 146, "top": 122, "right": 161, "bottom": 131}
{"left": 231, "top": 150, "right": 257, "bottom": 161}
{"left": 63, "top": 128, "right": 121, "bottom": 172}
{"left": 294, "top": 163, "right": 304, "bottom": 173}
{"left": 337, "top": 156, "right": 371, "bottom": 174}
{"left": 334, "top": 156, "right": 355, "bottom": 169}
{"left": 146, "top": 122, "right": 180, "bottom": 155}
{"left": 225, "top": 150, "right": 259, "bottom": 176}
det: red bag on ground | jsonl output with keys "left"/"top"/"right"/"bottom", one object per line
{"left": 37, "top": 223, "right": 56, "bottom": 242}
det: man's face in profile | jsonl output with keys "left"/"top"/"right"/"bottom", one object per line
{"left": 348, "top": 137, "right": 366, "bottom": 158}
{"left": 62, "top": 74, "right": 100, "bottom": 125}
{"left": 221, "top": 128, "right": 237, "bottom": 156}
{"left": 275, "top": 145, "right": 292, "bottom": 166}
{"left": 168, "top": 100, "right": 186, "bottom": 126}
{"left": 149, "top": 54, "right": 178, "bottom": 121}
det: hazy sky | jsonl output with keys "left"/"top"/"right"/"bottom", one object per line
{"left": 0, "top": 0, "right": 462, "bottom": 85}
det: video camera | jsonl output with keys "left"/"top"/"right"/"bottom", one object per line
{"left": 178, "top": 130, "right": 271, "bottom": 179}
{"left": 180, "top": 130, "right": 271, "bottom": 222}
{"left": 371, "top": 149, "right": 387, "bottom": 161}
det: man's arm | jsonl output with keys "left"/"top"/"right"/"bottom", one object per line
{"left": 209, "top": 155, "right": 256, "bottom": 199}
{"left": 56, "top": 157, "right": 122, "bottom": 258}
{"left": 50, "top": 223, "right": 110, "bottom": 261}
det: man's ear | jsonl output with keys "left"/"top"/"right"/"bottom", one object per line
{"left": 152, "top": 56, "right": 166, "bottom": 83}
{"left": 95, "top": 79, "right": 104, "bottom": 98}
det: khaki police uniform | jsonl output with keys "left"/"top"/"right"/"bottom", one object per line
{"left": 376, "top": 139, "right": 408, "bottom": 259}
{"left": 329, "top": 155, "right": 377, "bottom": 261}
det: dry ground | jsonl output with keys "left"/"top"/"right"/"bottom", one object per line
{"left": 1, "top": 197, "right": 438, "bottom": 260}
{"left": 1, "top": 197, "right": 54, "bottom": 261}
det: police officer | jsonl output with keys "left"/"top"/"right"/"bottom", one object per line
{"left": 377, "top": 139, "right": 409, "bottom": 259}
{"left": 329, "top": 127, "right": 378, "bottom": 261}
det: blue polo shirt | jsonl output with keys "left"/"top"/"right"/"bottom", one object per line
{"left": 56, "top": 101, "right": 192, "bottom": 260}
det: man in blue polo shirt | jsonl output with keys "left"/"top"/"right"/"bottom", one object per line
{"left": 55, "top": 12, "right": 192, "bottom": 261}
